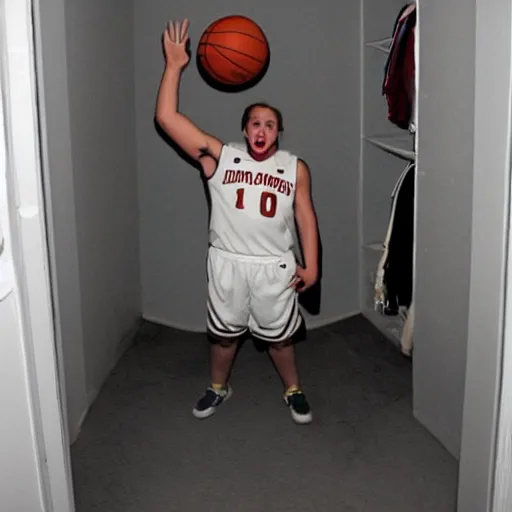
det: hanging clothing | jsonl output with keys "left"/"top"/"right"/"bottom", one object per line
{"left": 382, "top": 3, "right": 416, "bottom": 131}
{"left": 400, "top": 300, "right": 414, "bottom": 357}
{"left": 374, "top": 162, "right": 415, "bottom": 314}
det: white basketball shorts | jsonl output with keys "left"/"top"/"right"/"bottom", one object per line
{"left": 206, "top": 246, "right": 303, "bottom": 343}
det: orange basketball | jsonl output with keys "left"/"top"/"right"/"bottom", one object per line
{"left": 197, "top": 15, "right": 269, "bottom": 86}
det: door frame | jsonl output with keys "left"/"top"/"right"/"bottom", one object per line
{"left": 0, "top": 0, "right": 75, "bottom": 510}
{"left": 457, "top": 0, "right": 512, "bottom": 510}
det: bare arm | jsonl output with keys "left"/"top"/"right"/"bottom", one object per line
{"left": 293, "top": 159, "right": 319, "bottom": 291}
{"left": 155, "top": 20, "right": 222, "bottom": 172}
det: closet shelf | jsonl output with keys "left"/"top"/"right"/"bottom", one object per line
{"left": 365, "top": 37, "right": 392, "bottom": 53}
{"left": 364, "top": 134, "right": 416, "bottom": 161}
{"left": 363, "top": 241, "right": 384, "bottom": 251}
{"left": 363, "top": 308, "right": 404, "bottom": 347}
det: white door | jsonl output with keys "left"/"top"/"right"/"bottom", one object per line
{"left": 0, "top": 0, "right": 74, "bottom": 510}
{"left": 492, "top": 211, "right": 512, "bottom": 508}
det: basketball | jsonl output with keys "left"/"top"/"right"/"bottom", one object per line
{"left": 197, "top": 15, "right": 269, "bottom": 86}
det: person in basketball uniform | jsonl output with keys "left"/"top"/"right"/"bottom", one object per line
{"left": 155, "top": 20, "right": 319, "bottom": 424}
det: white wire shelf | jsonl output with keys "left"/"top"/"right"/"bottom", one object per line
{"left": 363, "top": 308, "right": 404, "bottom": 348}
{"left": 364, "top": 134, "right": 416, "bottom": 161}
{"left": 365, "top": 37, "right": 393, "bottom": 53}
{"left": 363, "top": 241, "right": 384, "bottom": 251}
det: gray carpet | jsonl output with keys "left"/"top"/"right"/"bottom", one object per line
{"left": 71, "top": 315, "right": 458, "bottom": 511}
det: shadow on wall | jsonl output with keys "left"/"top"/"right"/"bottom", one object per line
{"left": 298, "top": 235, "right": 323, "bottom": 318}
{"left": 153, "top": 120, "right": 213, "bottom": 227}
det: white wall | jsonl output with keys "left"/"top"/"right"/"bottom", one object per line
{"left": 458, "top": 0, "right": 512, "bottom": 509}
{"left": 134, "top": 1, "right": 361, "bottom": 331}
{"left": 35, "top": 0, "right": 87, "bottom": 443}
{"left": 36, "top": 0, "right": 141, "bottom": 441}
{"left": 64, "top": 0, "right": 141, "bottom": 406}
{"left": 414, "top": 0, "right": 476, "bottom": 457}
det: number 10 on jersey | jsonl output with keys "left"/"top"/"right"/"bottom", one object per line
{"left": 236, "top": 188, "right": 277, "bottom": 218}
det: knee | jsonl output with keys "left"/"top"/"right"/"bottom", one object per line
{"left": 268, "top": 339, "right": 293, "bottom": 351}
{"left": 208, "top": 332, "right": 239, "bottom": 348}
{"left": 218, "top": 338, "right": 238, "bottom": 348}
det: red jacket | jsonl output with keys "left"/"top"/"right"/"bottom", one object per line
{"left": 382, "top": 4, "right": 416, "bottom": 130}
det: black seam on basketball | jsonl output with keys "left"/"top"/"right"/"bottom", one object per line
{"left": 210, "top": 18, "right": 227, "bottom": 32}
{"left": 202, "top": 30, "right": 223, "bottom": 81}
{"left": 202, "top": 18, "right": 222, "bottom": 36}
{"left": 201, "top": 32, "right": 240, "bottom": 84}
{"left": 198, "top": 43, "right": 247, "bottom": 84}
{"left": 203, "top": 55, "right": 240, "bottom": 84}
{"left": 199, "top": 41, "right": 266, "bottom": 64}
{"left": 206, "top": 30, "right": 267, "bottom": 46}
{"left": 200, "top": 33, "right": 237, "bottom": 85}
{"left": 209, "top": 44, "right": 255, "bottom": 77}
{"left": 202, "top": 29, "right": 220, "bottom": 80}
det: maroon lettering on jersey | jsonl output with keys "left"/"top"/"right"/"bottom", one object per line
{"left": 234, "top": 170, "right": 245, "bottom": 183}
{"left": 222, "top": 170, "right": 236, "bottom": 184}
{"left": 223, "top": 170, "right": 293, "bottom": 197}
{"left": 243, "top": 171, "right": 253, "bottom": 185}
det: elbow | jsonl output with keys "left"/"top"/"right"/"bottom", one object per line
{"left": 155, "top": 110, "right": 180, "bottom": 136}
{"left": 155, "top": 111, "right": 170, "bottom": 130}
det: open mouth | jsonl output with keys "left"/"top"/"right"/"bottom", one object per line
{"left": 254, "top": 139, "right": 265, "bottom": 149}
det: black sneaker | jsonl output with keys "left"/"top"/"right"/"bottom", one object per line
{"left": 192, "top": 384, "right": 232, "bottom": 419}
{"left": 284, "top": 389, "right": 312, "bottom": 424}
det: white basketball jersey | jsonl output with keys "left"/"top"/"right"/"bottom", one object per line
{"left": 207, "top": 143, "right": 299, "bottom": 257}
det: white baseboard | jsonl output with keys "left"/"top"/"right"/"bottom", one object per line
{"left": 141, "top": 314, "right": 206, "bottom": 333}
{"left": 304, "top": 310, "right": 360, "bottom": 330}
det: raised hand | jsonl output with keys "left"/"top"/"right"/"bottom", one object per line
{"left": 162, "top": 19, "right": 190, "bottom": 70}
